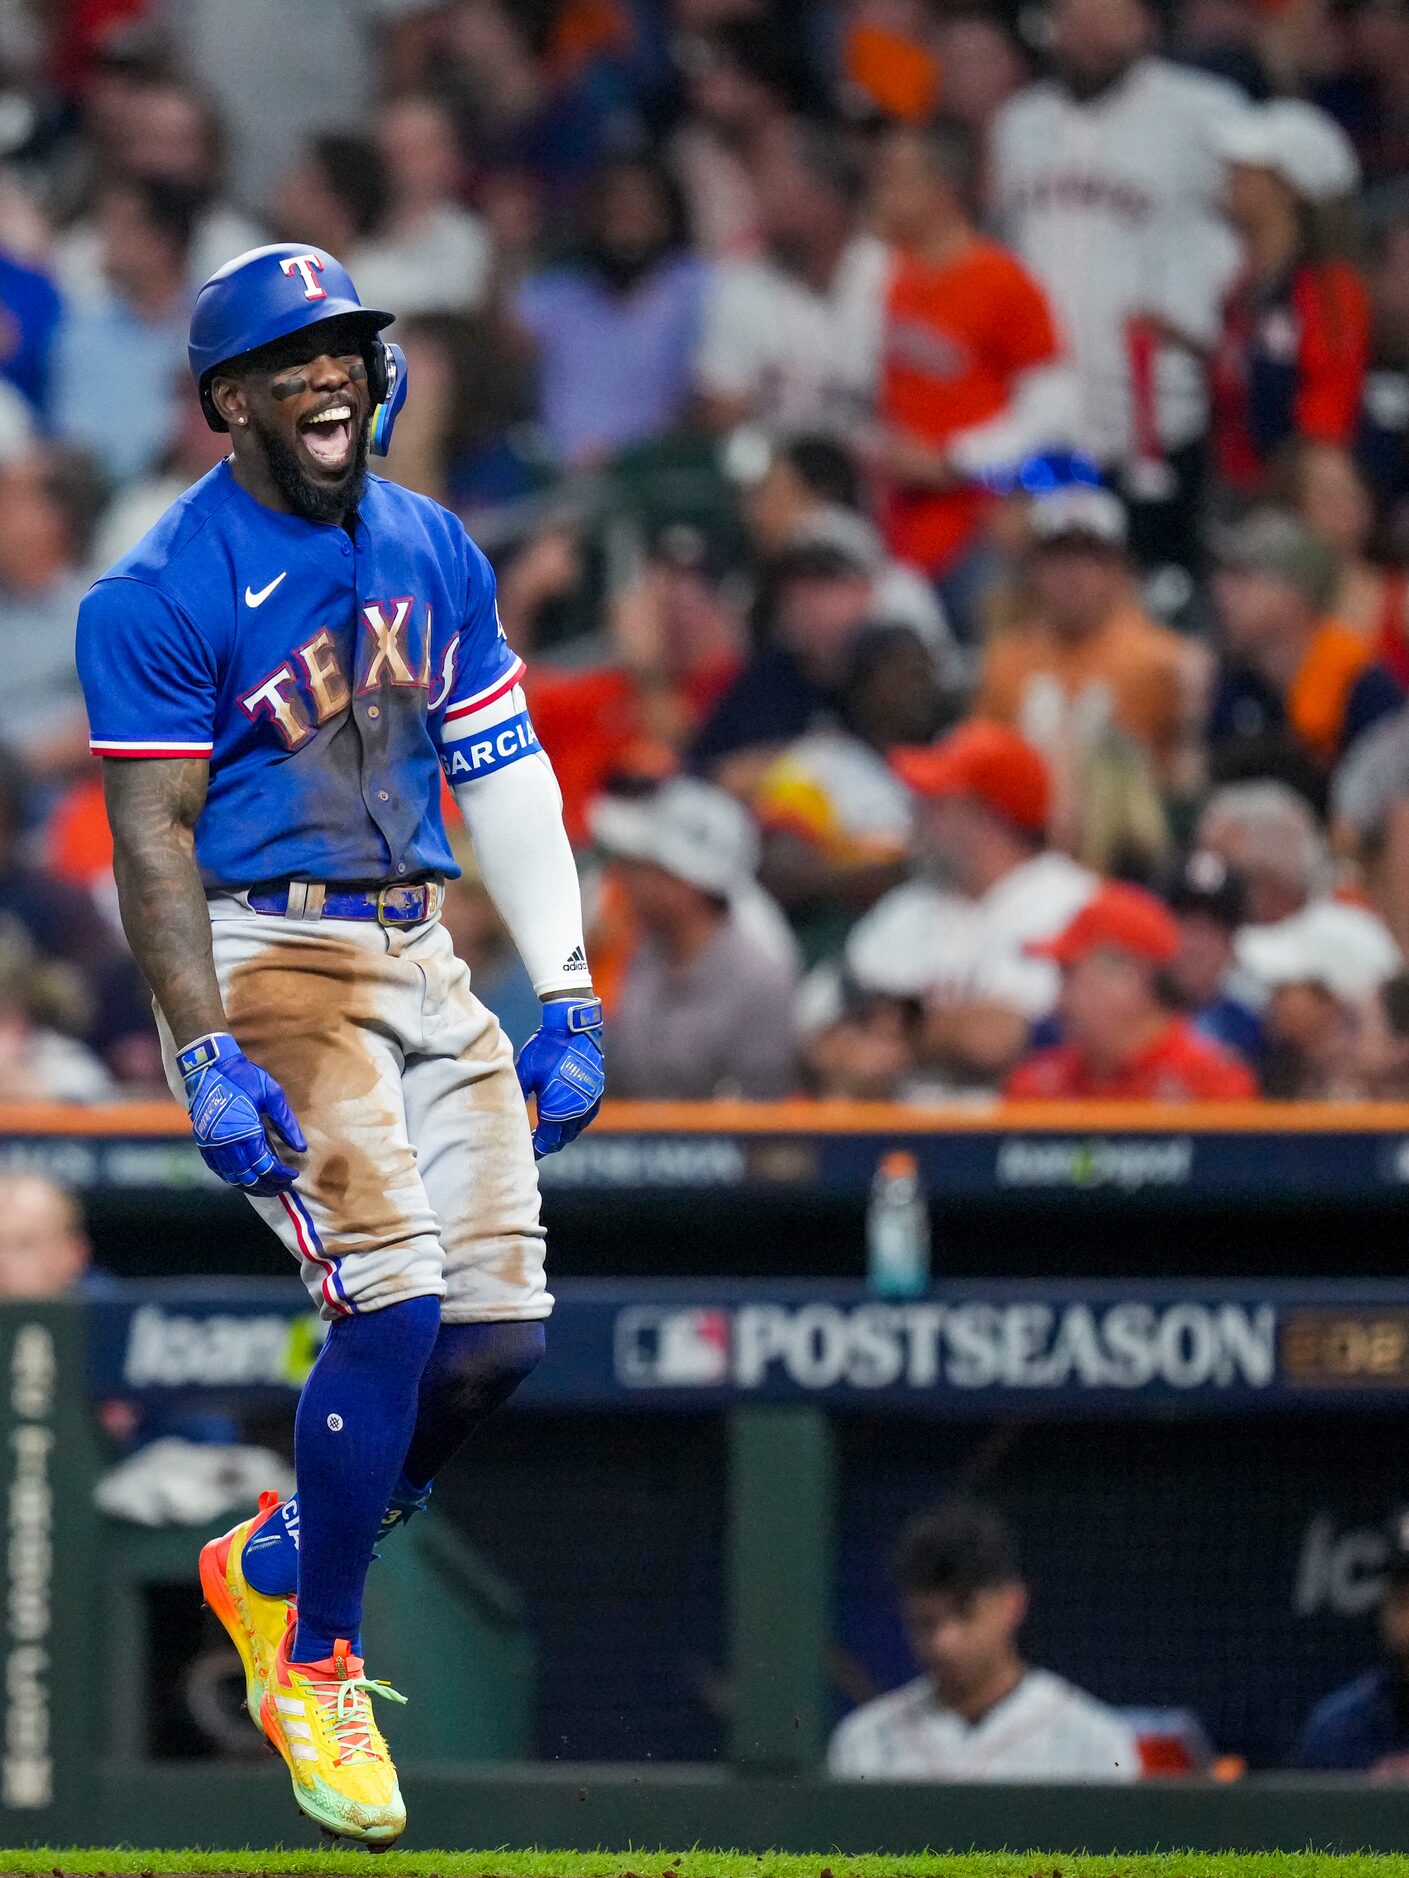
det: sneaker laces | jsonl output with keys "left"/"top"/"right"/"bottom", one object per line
{"left": 306, "top": 1671, "right": 406, "bottom": 1766}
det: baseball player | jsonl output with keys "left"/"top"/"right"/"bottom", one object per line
{"left": 75, "top": 244, "right": 605, "bottom": 1846}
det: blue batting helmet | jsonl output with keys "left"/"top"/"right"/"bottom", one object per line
{"left": 188, "top": 242, "right": 397, "bottom": 439}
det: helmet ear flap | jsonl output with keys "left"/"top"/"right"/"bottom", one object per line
{"left": 365, "top": 338, "right": 391, "bottom": 409}
{"left": 369, "top": 342, "right": 407, "bottom": 457}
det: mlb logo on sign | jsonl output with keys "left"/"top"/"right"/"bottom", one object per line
{"left": 615, "top": 1307, "right": 730, "bottom": 1387}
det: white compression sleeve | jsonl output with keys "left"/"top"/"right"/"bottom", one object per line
{"left": 453, "top": 750, "right": 593, "bottom": 998}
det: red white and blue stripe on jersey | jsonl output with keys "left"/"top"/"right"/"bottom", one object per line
{"left": 76, "top": 461, "right": 541, "bottom": 888}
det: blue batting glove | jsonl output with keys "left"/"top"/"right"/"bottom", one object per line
{"left": 515, "top": 996, "right": 604, "bottom": 1158}
{"left": 177, "top": 1031, "right": 308, "bottom": 1195}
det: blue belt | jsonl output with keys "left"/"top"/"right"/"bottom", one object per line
{"left": 244, "top": 880, "right": 443, "bottom": 926}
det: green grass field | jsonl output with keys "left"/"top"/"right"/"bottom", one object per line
{"left": 13, "top": 1854, "right": 1409, "bottom": 1878}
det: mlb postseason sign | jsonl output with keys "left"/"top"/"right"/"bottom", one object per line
{"left": 87, "top": 1279, "right": 1409, "bottom": 1415}
{"left": 599, "top": 1286, "right": 1279, "bottom": 1413}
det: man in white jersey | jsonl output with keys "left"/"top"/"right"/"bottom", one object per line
{"left": 828, "top": 1502, "right": 1139, "bottom": 1782}
{"left": 991, "top": 0, "right": 1247, "bottom": 572}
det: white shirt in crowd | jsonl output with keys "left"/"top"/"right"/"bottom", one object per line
{"left": 695, "top": 234, "right": 888, "bottom": 434}
{"left": 844, "top": 850, "right": 1098, "bottom": 1017}
{"left": 351, "top": 203, "right": 492, "bottom": 319}
{"left": 828, "top": 1667, "right": 1140, "bottom": 1783}
{"left": 992, "top": 56, "right": 1245, "bottom": 468}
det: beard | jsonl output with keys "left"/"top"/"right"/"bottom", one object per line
{"left": 1052, "top": 47, "right": 1140, "bottom": 101}
{"left": 250, "top": 407, "right": 371, "bottom": 525}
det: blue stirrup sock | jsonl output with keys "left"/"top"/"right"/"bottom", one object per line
{"left": 244, "top": 1320, "right": 545, "bottom": 1614}
{"left": 401, "top": 1319, "right": 545, "bottom": 1488}
{"left": 283, "top": 1294, "right": 441, "bottom": 1664}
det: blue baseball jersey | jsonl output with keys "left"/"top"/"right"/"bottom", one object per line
{"left": 76, "top": 460, "right": 539, "bottom": 888}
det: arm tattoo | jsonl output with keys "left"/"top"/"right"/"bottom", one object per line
{"left": 102, "top": 757, "right": 226, "bottom": 1049}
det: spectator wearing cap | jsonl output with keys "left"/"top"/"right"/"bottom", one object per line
{"left": 1208, "top": 509, "right": 1402, "bottom": 776}
{"left": 1212, "top": 102, "right": 1369, "bottom": 491}
{"left": 694, "top": 119, "right": 887, "bottom": 436}
{"left": 809, "top": 724, "right": 1096, "bottom": 1098}
{"left": 1237, "top": 896, "right": 1402, "bottom": 1097}
{"left": 1007, "top": 882, "right": 1257, "bottom": 1099}
{"left": 514, "top": 152, "right": 710, "bottom": 466}
{"left": 1295, "top": 1512, "right": 1409, "bottom": 1772}
{"left": 689, "top": 539, "right": 879, "bottom": 790}
{"left": 1164, "top": 850, "right": 1264, "bottom": 1066}
{"left": 1197, "top": 779, "right": 1334, "bottom": 926}
{"left": 591, "top": 779, "right": 798, "bottom": 1100}
{"left": 977, "top": 486, "right": 1206, "bottom": 801}
{"left": 868, "top": 120, "right": 1074, "bottom": 639}
{"left": 828, "top": 1500, "right": 1139, "bottom": 1782}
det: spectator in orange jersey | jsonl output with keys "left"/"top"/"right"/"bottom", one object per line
{"left": 1212, "top": 102, "right": 1370, "bottom": 492}
{"left": 1208, "top": 509, "right": 1402, "bottom": 775}
{"left": 976, "top": 485, "right": 1205, "bottom": 792}
{"left": 1007, "top": 882, "right": 1258, "bottom": 1100}
{"left": 869, "top": 120, "right": 1076, "bottom": 637}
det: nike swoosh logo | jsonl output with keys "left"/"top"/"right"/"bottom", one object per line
{"left": 245, "top": 572, "right": 287, "bottom": 608}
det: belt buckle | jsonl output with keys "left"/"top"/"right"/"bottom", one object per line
{"left": 376, "top": 882, "right": 429, "bottom": 926}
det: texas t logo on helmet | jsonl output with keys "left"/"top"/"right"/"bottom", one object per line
{"left": 280, "top": 252, "right": 328, "bottom": 301}
{"left": 188, "top": 242, "right": 408, "bottom": 455}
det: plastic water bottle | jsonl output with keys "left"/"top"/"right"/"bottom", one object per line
{"left": 866, "top": 1150, "right": 931, "bottom": 1297}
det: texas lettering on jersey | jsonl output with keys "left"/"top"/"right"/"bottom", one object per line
{"left": 239, "top": 599, "right": 456, "bottom": 750}
{"left": 76, "top": 461, "right": 540, "bottom": 888}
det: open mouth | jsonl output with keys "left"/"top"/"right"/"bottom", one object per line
{"left": 298, "top": 402, "right": 356, "bottom": 474}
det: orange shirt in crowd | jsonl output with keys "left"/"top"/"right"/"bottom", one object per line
{"left": 524, "top": 657, "right": 737, "bottom": 848}
{"left": 881, "top": 239, "right": 1060, "bottom": 575}
{"left": 45, "top": 770, "right": 112, "bottom": 893}
{"left": 976, "top": 604, "right": 1190, "bottom": 776}
{"left": 1006, "top": 1020, "right": 1258, "bottom": 1101}
{"left": 1287, "top": 618, "right": 1383, "bottom": 766}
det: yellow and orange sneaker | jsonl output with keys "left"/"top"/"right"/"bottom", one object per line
{"left": 260, "top": 1621, "right": 407, "bottom": 1846}
{"left": 199, "top": 1490, "right": 295, "bottom": 1732}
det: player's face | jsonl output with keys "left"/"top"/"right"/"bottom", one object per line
{"left": 902, "top": 1583, "right": 1027, "bottom": 1705}
{"left": 216, "top": 318, "right": 375, "bottom": 524}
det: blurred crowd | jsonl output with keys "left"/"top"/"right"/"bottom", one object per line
{"left": 6, "top": 0, "right": 1409, "bottom": 1101}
